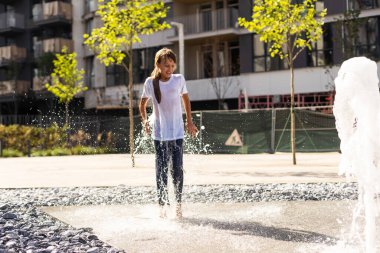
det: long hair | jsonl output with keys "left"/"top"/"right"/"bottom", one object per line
{"left": 150, "top": 48, "right": 177, "bottom": 79}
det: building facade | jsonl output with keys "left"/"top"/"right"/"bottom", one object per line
{"left": 0, "top": 0, "right": 379, "bottom": 115}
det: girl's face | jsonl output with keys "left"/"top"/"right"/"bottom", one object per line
{"left": 157, "top": 57, "right": 176, "bottom": 81}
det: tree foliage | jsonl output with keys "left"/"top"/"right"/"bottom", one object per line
{"left": 83, "top": 0, "right": 170, "bottom": 167}
{"left": 238, "top": 0, "right": 326, "bottom": 165}
{"left": 45, "top": 47, "right": 87, "bottom": 105}
{"left": 83, "top": 0, "right": 170, "bottom": 69}
{"left": 45, "top": 47, "right": 87, "bottom": 126}
{"left": 238, "top": 0, "right": 326, "bottom": 63}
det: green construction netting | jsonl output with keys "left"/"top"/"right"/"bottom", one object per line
{"left": 196, "top": 109, "right": 340, "bottom": 154}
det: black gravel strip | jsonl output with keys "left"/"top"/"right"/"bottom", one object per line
{"left": 0, "top": 182, "right": 358, "bottom": 252}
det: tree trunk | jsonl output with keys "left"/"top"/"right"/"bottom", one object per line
{"left": 65, "top": 101, "right": 69, "bottom": 146}
{"left": 128, "top": 46, "right": 135, "bottom": 167}
{"left": 65, "top": 102, "right": 69, "bottom": 127}
{"left": 290, "top": 64, "right": 297, "bottom": 165}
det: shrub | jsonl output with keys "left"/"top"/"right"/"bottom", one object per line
{"left": 2, "top": 149, "right": 24, "bottom": 157}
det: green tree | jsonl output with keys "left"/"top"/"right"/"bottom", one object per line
{"left": 45, "top": 47, "right": 87, "bottom": 127}
{"left": 84, "top": 0, "right": 170, "bottom": 167}
{"left": 239, "top": 0, "right": 326, "bottom": 165}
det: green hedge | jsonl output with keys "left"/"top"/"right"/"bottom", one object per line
{"left": 0, "top": 124, "right": 116, "bottom": 157}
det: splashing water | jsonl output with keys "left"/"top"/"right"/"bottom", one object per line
{"left": 334, "top": 57, "right": 380, "bottom": 253}
{"left": 134, "top": 115, "right": 212, "bottom": 155}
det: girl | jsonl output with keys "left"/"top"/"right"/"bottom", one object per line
{"left": 139, "top": 48, "right": 198, "bottom": 219}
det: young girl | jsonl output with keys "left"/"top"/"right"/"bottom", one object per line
{"left": 139, "top": 48, "right": 198, "bottom": 219}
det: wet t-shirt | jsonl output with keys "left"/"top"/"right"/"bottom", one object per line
{"left": 141, "top": 74, "right": 188, "bottom": 141}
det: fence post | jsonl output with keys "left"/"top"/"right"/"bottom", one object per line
{"left": 199, "top": 111, "right": 203, "bottom": 153}
{"left": 28, "top": 140, "right": 31, "bottom": 158}
{"left": 270, "top": 109, "right": 276, "bottom": 154}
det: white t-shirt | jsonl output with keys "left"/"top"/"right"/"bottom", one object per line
{"left": 141, "top": 74, "right": 188, "bottom": 141}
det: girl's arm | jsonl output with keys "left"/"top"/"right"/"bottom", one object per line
{"left": 182, "top": 94, "right": 198, "bottom": 137}
{"left": 139, "top": 97, "right": 150, "bottom": 135}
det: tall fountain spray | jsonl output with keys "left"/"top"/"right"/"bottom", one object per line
{"left": 334, "top": 57, "right": 380, "bottom": 253}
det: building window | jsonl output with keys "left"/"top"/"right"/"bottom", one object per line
{"left": 201, "top": 45, "right": 213, "bottom": 78}
{"left": 348, "top": 0, "right": 380, "bottom": 10}
{"left": 227, "top": 0, "right": 239, "bottom": 28}
{"left": 106, "top": 64, "right": 127, "bottom": 87}
{"left": 355, "top": 17, "right": 380, "bottom": 60}
{"left": 341, "top": 17, "right": 380, "bottom": 61}
{"left": 253, "top": 35, "right": 287, "bottom": 72}
{"left": 307, "top": 24, "right": 333, "bottom": 67}
{"left": 85, "top": 57, "right": 94, "bottom": 89}
{"left": 132, "top": 47, "right": 160, "bottom": 84}
{"left": 200, "top": 4, "right": 212, "bottom": 32}
{"left": 85, "top": 0, "right": 96, "bottom": 13}
{"left": 229, "top": 41, "right": 240, "bottom": 76}
{"left": 85, "top": 19, "right": 93, "bottom": 35}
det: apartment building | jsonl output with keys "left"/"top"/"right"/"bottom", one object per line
{"left": 0, "top": 0, "right": 379, "bottom": 115}
{"left": 0, "top": 0, "right": 79, "bottom": 115}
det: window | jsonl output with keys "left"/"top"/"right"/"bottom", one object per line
{"left": 253, "top": 35, "right": 287, "bottom": 72}
{"left": 354, "top": 17, "right": 380, "bottom": 60}
{"left": 106, "top": 64, "right": 127, "bottom": 87}
{"left": 229, "top": 41, "right": 240, "bottom": 76}
{"left": 253, "top": 35, "right": 266, "bottom": 72}
{"left": 216, "top": 1, "right": 225, "bottom": 30}
{"left": 85, "top": 0, "right": 96, "bottom": 13}
{"left": 85, "top": 57, "right": 95, "bottom": 89}
{"left": 349, "top": 0, "right": 380, "bottom": 10}
{"left": 227, "top": 0, "right": 239, "bottom": 28}
{"left": 341, "top": 17, "right": 380, "bottom": 61}
{"left": 85, "top": 19, "right": 93, "bottom": 35}
{"left": 307, "top": 24, "right": 333, "bottom": 67}
{"left": 132, "top": 47, "right": 160, "bottom": 84}
{"left": 200, "top": 4, "right": 212, "bottom": 32}
{"left": 202, "top": 45, "right": 213, "bottom": 78}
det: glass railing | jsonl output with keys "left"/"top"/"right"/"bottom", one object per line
{"left": 0, "top": 13, "right": 25, "bottom": 30}
{"left": 33, "top": 38, "right": 73, "bottom": 58}
{"left": 170, "top": 7, "right": 239, "bottom": 35}
{"left": 32, "top": 1, "right": 72, "bottom": 22}
{"left": 0, "top": 45, "right": 27, "bottom": 65}
{"left": 0, "top": 80, "right": 29, "bottom": 95}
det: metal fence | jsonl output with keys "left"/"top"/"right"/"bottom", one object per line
{"left": 0, "top": 106, "right": 340, "bottom": 154}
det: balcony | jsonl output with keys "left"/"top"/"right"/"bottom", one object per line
{"left": 0, "top": 13, "right": 25, "bottom": 35}
{"left": 169, "top": 7, "right": 239, "bottom": 39}
{"left": 32, "top": 1, "right": 72, "bottom": 26}
{"left": 95, "top": 87, "right": 139, "bottom": 110}
{"left": 0, "top": 45, "right": 27, "bottom": 67}
{"left": 34, "top": 38, "right": 74, "bottom": 58}
{"left": 84, "top": 0, "right": 96, "bottom": 14}
{"left": 33, "top": 76, "right": 50, "bottom": 92}
{"left": 0, "top": 80, "right": 29, "bottom": 95}
{"left": 348, "top": 0, "right": 380, "bottom": 10}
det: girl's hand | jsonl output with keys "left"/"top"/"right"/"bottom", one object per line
{"left": 143, "top": 121, "right": 151, "bottom": 135}
{"left": 186, "top": 121, "right": 198, "bottom": 138}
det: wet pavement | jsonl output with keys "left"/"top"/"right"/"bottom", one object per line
{"left": 43, "top": 201, "right": 375, "bottom": 253}
{"left": 1, "top": 152, "right": 370, "bottom": 252}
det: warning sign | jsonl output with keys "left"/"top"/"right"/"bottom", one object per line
{"left": 225, "top": 129, "right": 243, "bottom": 146}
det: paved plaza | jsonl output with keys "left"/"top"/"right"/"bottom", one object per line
{"left": 1, "top": 153, "right": 374, "bottom": 253}
{"left": 0, "top": 152, "right": 345, "bottom": 188}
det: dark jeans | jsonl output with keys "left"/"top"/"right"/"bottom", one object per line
{"left": 154, "top": 139, "right": 184, "bottom": 206}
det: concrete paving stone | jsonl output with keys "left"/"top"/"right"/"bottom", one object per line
{"left": 43, "top": 201, "right": 380, "bottom": 253}
{"left": 0, "top": 153, "right": 346, "bottom": 188}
